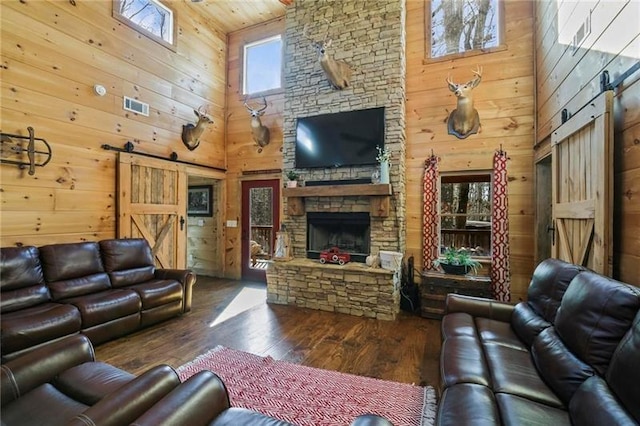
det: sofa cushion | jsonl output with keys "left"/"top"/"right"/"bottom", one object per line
{"left": 128, "top": 280, "right": 183, "bottom": 309}
{"left": 484, "top": 343, "right": 563, "bottom": 408}
{"left": 511, "top": 302, "right": 551, "bottom": 347}
{"left": 64, "top": 290, "right": 141, "bottom": 328}
{"left": 100, "top": 239, "right": 155, "bottom": 287}
{"left": 1, "top": 383, "right": 89, "bottom": 426}
{"left": 436, "top": 384, "right": 500, "bottom": 426}
{"left": 526, "top": 258, "right": 585, "bottom": 323}
{"left": 555, "top": 272, "right": 640, "bottom": 376}
{"left": 1, "top": 303, "right": 82, "bottom": 355}
{"left": 40, "top": 242, "right": 112, "bottom": 300}
{"left": 495, "top": 393, "right": 570, "bottom": 426}
{"left": 441, "top": 312, "right": 477, "bottom": 339}
{"left": 0, "top": 246, "right": 50, "bottom": 312}
{"left": 531, "top": 327, "right": 594, "bottom": 404}
{"left": 441, "top": 336, "right": 491, "bottom": 388}
{"left": 53, "top": 362, "right": 135, "bottom": 405}
{"left": 476, "top": 318, "right": 528, "bottom": 351}
{"left": 605, "top": 311, "right": 640, "bottom": 422}
{"left": 569, "top": 376, "right": 637, "bottom": 426}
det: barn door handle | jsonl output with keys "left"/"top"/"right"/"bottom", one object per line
{"left": 180, "top": 216, "right": 185, "bottom": 231}
{"left": 547, "top": 225, "right": 555, "bottom": 245}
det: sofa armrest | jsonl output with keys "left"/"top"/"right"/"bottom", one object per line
{"left": 155, "top": 269, "right": 197, "bottom": 313}
{"left": 1, "top": 334, "right": 94, "bottom": 407}
{"left": 69, "top": 365, "right": 180, "bottom": 426}
{"left": 131, "top": 371, "right": 231, "bottom": 426}
{"left": 444, "top": 294, "right": 515, "bottom": 322}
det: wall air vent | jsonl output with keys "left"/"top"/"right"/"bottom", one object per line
{"left": 123, "top": 96, "right": 150, "bottom": 116}
{"left": 571, "top": 11, "right": 591, "bottom": 55}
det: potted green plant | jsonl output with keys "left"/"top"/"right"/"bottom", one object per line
{"left": 286, "top": 170, "right": 300, "bottom": 188}
{"left": 432, "top": 247, "right": 482, "bottom": 275}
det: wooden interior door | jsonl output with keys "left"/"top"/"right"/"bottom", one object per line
{"left": 117, "top": 153, "right": 187, "bottom": 269}
{"left": 241, "top": 179, "right": 280, "bottom": 281}
{"left": 551, "top": 91, "right": 613, "bottom": 275}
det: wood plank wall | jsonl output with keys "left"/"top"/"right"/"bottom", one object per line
{"left": 534, "top": 0, "right": 640, "bottom": 286}
{"left": 405, "top": 1, "right": 536, "bottom": 301}
{"left": 224, "top": 18, "right": 285, "bottom": 279}
{"left": 1, "top": 0, "right": 226, "bottom": 247}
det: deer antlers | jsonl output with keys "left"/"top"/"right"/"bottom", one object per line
{"left": 243, "top": 96, "right": 268, "bottom": 116}
{"left": 243, "top": 97, "right": 270, "bottom": 148}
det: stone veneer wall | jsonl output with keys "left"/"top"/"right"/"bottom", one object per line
{"left": 282, "top": 0, "right": 407, "bottom": 256}
{"left": 267, "top": 259, "right": 400, "bottom": 320}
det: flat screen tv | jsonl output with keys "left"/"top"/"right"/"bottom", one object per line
{"left": 295, "top": 107, "right": 385, "bottom": 168}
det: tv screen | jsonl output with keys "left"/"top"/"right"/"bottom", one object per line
{"left": 295, "top": 107, "right": 385, "bottom": 168}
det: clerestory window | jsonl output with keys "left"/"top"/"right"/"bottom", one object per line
{"left": 427, "top": 0, "right": 503, "bottom": 60}
{"left": 242, "top": 35, "right": 283, "bottom": 96}
{"left": 113, "top": 0, "right": 176, "bottom": 51}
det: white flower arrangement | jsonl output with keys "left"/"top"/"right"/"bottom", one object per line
{"left": 376, "top": 145, "right": 391, "bottom": 164}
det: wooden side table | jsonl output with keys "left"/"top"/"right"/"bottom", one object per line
{"left": 420, "top": 271, "right": 492, "bottom": 319}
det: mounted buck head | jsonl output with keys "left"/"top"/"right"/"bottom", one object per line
{"left": 303, "top": 21, "right": 352, "bottom": 90}
{"left": 446, "top": 66, "right": 483, "bottom": 139}
{"left": 181, "top": 106, "right": 213, "bottom": 151}
{"left": 243, "top": 96, "right": 270, "bottom": 148}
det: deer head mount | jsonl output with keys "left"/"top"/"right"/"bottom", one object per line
{"left": 303, "top": 21, "right": 352, "bottom": 90}
{"left": 243, "top": 97, "right": 270, "bottom": 148}
{"left": 446, "top": 66, "right": 483, "bottom": 139}
{"left": 181, "top": 106, "right": 213, "bottom": 151}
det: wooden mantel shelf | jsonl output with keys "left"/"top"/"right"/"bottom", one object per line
{"left": 283, "top": 183, "right": 393, "bottom": 217}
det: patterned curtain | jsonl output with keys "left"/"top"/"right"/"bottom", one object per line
{"left": 423, "top": 154, "right": 440, "bottom": 271}
{"left": 491, "top": 149, "right": 511, "bottom": 301}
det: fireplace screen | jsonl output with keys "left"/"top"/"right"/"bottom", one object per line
{"left": 306, "top": 212, "right": 370, "bottom": 263}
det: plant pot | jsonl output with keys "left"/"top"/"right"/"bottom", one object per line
{"left": 440, "top": 263, "right": 470, "bottom": 275}
{"left": 286, "top": 180, "right": 298, "bottom": 188}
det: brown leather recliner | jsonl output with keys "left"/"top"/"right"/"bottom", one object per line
{"left": 1, "top": 238, "right": 197, "bottom": 361}
{"left": 436, "top": 258, "right": 640, "bottom": 426}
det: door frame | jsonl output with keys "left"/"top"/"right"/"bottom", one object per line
{"left": 241, "top": 179, "right": 280, "bottom": 281}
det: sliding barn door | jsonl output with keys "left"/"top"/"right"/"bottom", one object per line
{"left": 117, "top": 153, "right": 187, "bottom": 269}
{"left": 551, "top": 91, "right": 613, "bottom": 275}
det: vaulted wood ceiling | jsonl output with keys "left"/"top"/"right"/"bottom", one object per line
{"left": 187, "top": 0, "right": 289, "bottom": 34}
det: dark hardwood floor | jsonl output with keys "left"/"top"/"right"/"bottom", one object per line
{"left": 95, "top": 276, "right": 442, "bottom": 387}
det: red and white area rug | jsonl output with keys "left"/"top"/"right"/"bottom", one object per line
{"left": 177, "top": 346, "right": 437, "bottom": 426}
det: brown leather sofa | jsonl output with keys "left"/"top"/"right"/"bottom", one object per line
{"left": 1, "top": 238, "right": 196, "bottom": 361}
{"left": 1, "top": 334, "right": 391, "bottom": 426}
{"left": 436, "top": 258, "right": 640, "bottom": 425}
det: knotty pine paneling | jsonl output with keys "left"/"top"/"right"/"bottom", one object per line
{"left": 0, "top": 0, "right": 226, "bottom": 248}
{"left": 534, "top": 0, "right": 640, "bottom": 286}
{"left": 405, "top": 0, "right": 536, "bottom": 300}
{"left": 224, "top": 18, "right": 286, "bottom": 279}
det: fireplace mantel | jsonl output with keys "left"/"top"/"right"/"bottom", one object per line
{"left": 283, "top": 183, "right": 392, "bottom": 217}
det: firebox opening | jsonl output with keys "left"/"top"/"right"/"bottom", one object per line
{"left": 306, "top": 212, "right": 370, "bottom": 263}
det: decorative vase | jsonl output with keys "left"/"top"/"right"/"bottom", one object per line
{"left": 379, "top": 161, "right": 390, "bottom": 184}
{"left": 286, "top": 180, "right": 297, "bottom": 188}
{"left": 440, "top": 263, "right": 469, "bottom": 275}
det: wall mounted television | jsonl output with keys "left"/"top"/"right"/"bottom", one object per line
{"left": 295, "top": 107, "right": 385, "bottom": 169}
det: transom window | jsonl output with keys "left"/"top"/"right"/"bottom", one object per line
{"left": 243, "top": 35, "right": 283, "bottom": 95}
{"left": 428, "top": 0, "right": 502, "bottom": 59}
{"left": 440, "top": 173, "right": 492, "bottom": 257}
{"left": 113, "top": 0, "right": 175, "bottom": 50}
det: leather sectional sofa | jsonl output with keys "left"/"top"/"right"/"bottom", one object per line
{"left": 436, "top": 258, "right": 640, "bottom": 425}
{"left": 1, "top": 238, "right": 196, "bottom": 361}
{"left": 1, "top": 334, "right": 392, "bottom": 426}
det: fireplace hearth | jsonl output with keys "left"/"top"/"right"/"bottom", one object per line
{"left": 307, "top": 212, "right": 370, "bottom": 263}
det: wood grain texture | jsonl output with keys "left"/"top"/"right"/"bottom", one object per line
{"left": 534, "top": 0, "right": 639, "bottom": 285}
{"left": 405, "top": 0, "right": 536, "bottom": 298}
{"left": 0, "top": 0, "right": 226, "bottom": 248}
{"left": 95, "top": 276, "right": 442, "bottom": 387}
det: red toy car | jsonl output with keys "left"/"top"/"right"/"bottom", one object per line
{"left": 319, "top": 247, "right": 350, "bottom": 265}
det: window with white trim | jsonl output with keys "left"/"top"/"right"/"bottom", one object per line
{"left": 428, "top": 0, "right": 502, "bottom": 59}
{"left": 243, "top": 35, "right": 283, "bottom": 95}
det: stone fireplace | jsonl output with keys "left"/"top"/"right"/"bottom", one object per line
{"left": 267, "top": 0, "right": 407, "bottom": 320}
